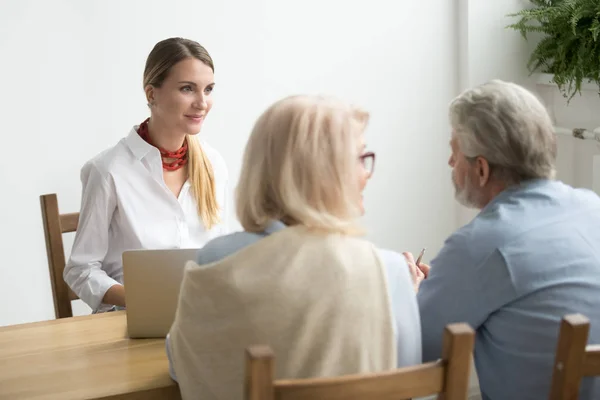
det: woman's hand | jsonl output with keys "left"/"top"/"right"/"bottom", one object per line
{"left": 403, "top": 251, "right": 431, "bottom": 293}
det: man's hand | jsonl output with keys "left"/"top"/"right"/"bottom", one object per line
{"left": 403, "top": 251, "right": 431, "bottom": 293}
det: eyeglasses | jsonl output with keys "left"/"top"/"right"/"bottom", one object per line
{"left": 360, "top": 151, "right": 376, "bottom": 175}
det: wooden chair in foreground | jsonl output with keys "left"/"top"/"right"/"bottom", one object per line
{"left": 549, "top": 313, "right": 600, "bottom": 400}
{"left": 40, "top": 193, "right": 80, "bottom": 319}
{"left": 245, "top": 323, "right": 475, "bottom": 400}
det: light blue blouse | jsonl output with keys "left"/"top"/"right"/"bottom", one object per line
{"left": 167, "top": 221, "right": 422, "bottom": 380}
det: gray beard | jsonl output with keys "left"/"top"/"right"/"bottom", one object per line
{"left": 453, "top": 171, "right": 483, "bottom": 209}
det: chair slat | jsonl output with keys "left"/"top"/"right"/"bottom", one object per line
{"left": 582, "top": 345, "right": 600, "bottom": 376}
{"left": 275, "top": 363, "right": 444, "bottom": 400}
{"left": 245, "top": 322, "right": 475, "bottom": 400}
{"left": 442, "top": 323, "right": 476, "bottom": 400}
{"left": 246, "top": 346, "right": 275, "bottom": 400}
{"left": 40, "top": 193, "right": 79, "bottom": 318}
{"left": 549, "top": 314, "right": 593, "bottom": 400}
{"left": 60, "top": 213, "right": 79, "bottom": 233}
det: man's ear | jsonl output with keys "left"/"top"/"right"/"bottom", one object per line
{"left": 476, "top": 156, "right": 491, "bottom": 187}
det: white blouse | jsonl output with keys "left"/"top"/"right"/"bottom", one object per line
{"left": 64, "top": 126, "right": 229, "bottom": 312}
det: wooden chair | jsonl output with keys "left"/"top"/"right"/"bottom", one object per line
{"left": 245, "top": 323, "right": 475, "bottom": 400}
{"left": 40, "top": 193, "right": 80, "bottom": 319}
{"left": 549, "top": 314, "right": 600, "bottom": 400}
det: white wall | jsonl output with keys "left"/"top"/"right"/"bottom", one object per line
{"left": 0, "top": 0, "right": 458, "bottom": 326}
{"left": 456, "top": 1, "right": 600, "bottom": 230}
{"left": 455, "top": 0, "right": 538, "bottom": 227}
{"left": 535, "top": 77, "right": 600, "bottom": 194}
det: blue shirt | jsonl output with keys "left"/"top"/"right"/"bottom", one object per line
{"left": 418, "top": 180, "right": 600, "bottom": 400}
{"left": 167, "top": 221, "right": 422, "bottom": 380}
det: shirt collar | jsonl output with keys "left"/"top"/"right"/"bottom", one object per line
{"left": 124, "top": 126, "right": 195, "bottom": 189}
{"left": 263, "top": 220, "right": 287, "bottom": 235}
{"left": 481, "top": 179, "right": 554, "bottom": 214}
{"left": 124, "top": 125, "right": 156, "bottom": 160}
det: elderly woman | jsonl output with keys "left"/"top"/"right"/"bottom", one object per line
{"left": 166, "top": 95, "right": 422, "bottom": 399}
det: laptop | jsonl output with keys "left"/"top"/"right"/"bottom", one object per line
{"left": 122, "top": 248, "right": 199, "bottom": 338}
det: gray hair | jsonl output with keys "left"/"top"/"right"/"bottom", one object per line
{"left": 449, "top": 80, "right": 557, "bottom": 185}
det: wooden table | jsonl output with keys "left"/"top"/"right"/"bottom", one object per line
{"left": 0, "top": 311, "right": 180, "bottom": 399}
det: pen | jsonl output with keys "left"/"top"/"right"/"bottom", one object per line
{"left": 415, "top": 248, "right": 426, "bottom": 265}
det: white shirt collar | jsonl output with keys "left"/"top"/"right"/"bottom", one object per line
{"left": 124, "top": 125, "right": 156, "bottom": 161}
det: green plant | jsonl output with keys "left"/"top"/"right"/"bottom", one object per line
{"left": 507, "top": 0, "right": 600, "bottom": 101}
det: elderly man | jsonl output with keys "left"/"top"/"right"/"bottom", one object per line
{"left": 415, "top": 80, "right": 600, "bottom": 400}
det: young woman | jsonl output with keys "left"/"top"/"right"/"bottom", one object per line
{"left": 64, "top": 38, "right": 228, "bottom": 313}
{"left": 167, "top": 95, "right": 423, "bottom": 399}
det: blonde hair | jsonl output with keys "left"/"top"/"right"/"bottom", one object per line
{"left": 143, "top": 37, "right": 220, "bottom": 228}
{"left": 236, "top": 95, "right": 369, "bottom": 234}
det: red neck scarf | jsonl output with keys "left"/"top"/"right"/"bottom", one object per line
{"left": 137, "top": 118, "right": 188, "bottom": 171}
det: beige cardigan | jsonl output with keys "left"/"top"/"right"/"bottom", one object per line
{"left": 168, "top": 225, "right": 397, "bottom": 399}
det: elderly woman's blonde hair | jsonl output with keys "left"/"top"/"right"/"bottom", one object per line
{"left": 236, "top": 95, "right": 369, "bottom": 234}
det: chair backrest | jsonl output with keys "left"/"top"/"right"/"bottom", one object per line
{"left": 245, "top": 323, "right": 475, "bottom": 400}
{"left": 549, "top": 314, "right": 600, "bottom": 400}
{"left": 40, "top": 193, "right": 79, "bottom": 319}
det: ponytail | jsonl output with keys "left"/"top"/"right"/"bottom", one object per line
{"left": 186, "top": 136, "right": 220, "bottom": 228}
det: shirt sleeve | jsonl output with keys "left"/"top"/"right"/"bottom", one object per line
{"left": 417, "top": 231, "right": 512, "bottom": 362}
{"left": 378, "top": 249, "right": 423, "bottom": 368}
{"left": 63, "top": 161, "right": 119, "bottom": 312}
{"left": 165, "top": 333, "right": 177, "bottom": 381}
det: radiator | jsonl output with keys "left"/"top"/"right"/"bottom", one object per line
{"left": 554, "top": 126, "right": 600, "bottom": 195}
{"left": 554, "top": 126, "right": 600, "bottom": 142}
